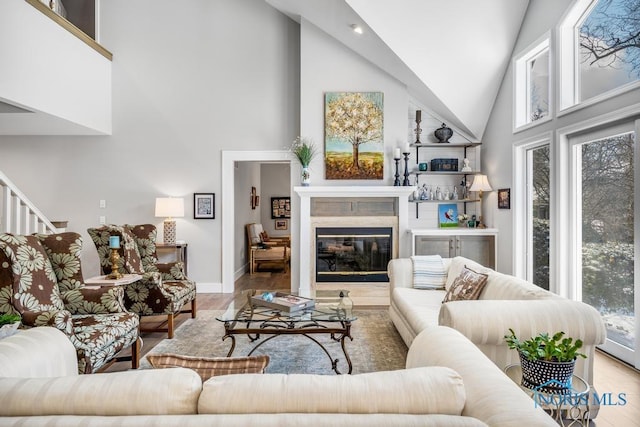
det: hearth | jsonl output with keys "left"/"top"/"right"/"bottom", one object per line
{"left": 315, "top": 227, "right": 391, "bottom": 282}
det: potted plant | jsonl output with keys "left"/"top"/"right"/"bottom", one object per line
{"left": 504, "top": 328, "right": 586, "bottom": 394}
{"left": 290, "top": 137, "right": 317, "bottom": 186}
{"left": 0, "top": 313, "right": 21, "bottom": 339}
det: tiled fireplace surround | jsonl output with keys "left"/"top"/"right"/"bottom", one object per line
{"left": 294, "top": 186, "right": 414, "bottom": 305}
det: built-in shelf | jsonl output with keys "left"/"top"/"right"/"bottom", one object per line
{"left": 411, "top": 170, "right": 478, "bottom": 176}
{"left": 410, "top": 198, "right": 480, "bottom": 204}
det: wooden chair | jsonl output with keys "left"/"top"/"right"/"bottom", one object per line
{"left": 246, "top": 223, "right": 290, "bottom": 274}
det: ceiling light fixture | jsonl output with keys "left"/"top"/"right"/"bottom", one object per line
{"left": 350, "top": 24, "right": 363, "bottom": 34}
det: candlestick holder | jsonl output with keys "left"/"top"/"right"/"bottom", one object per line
{"left": 106, "top": 248, "right": 123, "bottom": 280}
{"left": 414, "top": 117, "right": 422, "bottom": 144}
{"left": 393, "top": 158, "right": 401, "bottom": 186}
{"left": 402, "top": 152, "right": 411, "bottom": 186}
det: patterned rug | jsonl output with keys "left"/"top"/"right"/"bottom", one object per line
{"left": 140, "top": 309, "right": 408, "bottom": 375}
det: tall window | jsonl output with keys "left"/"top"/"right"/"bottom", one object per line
{"left": 560, "top": 0, "right": 640, "bottom": 109}
{"left": 528, "top": 145, "right": 550, "bottom": 289}
{"left": 514, "top": 38, "right": 550, "bottom": 130}
{"left": 572, "top": 122, "right": 636, "bottom": 364}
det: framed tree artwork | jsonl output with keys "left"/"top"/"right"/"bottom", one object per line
{"left": 324, "top": 92, "right": 384, "bottom": 180}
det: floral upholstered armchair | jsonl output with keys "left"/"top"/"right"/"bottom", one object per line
{"left": 87, "top": 224, "right": 196, "bottom": 339}
{"left": 0, "top": 232, "right": 140, "bottom": 374}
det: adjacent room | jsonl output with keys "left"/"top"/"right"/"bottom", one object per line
{"left": 0, "top": 0, "right": 638, "bottom": 425}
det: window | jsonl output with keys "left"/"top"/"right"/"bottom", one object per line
{"left": 528, "top": 145, "right": 550, "bottom": 290}
{"left": 569, "top": 120, "right": 638, "bottom": 366}
{"left": 559, "top": 0, "right": 640, "bottom": 110}
{"left": 514, "top": 37, "right": 551, "bottom": 130}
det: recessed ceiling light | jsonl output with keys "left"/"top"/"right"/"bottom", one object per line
{"left": 350, "top": 24, "right": 363, "bottom": 34}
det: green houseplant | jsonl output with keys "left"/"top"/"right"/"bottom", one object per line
{"left": 0, "top": 313, "right": 21, "bottom": 339}
{"left": 290, "top": 137, "right": 317, "bottom": 186}
{"left": 504, "top": 328, "right": 586, "bottom": 394}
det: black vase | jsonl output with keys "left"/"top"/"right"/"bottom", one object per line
{"left": 434, "top": 123, "right": 453, "bottom": 143}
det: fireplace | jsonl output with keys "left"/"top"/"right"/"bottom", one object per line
{"left": 315, "top": 227, "right": 391, "bottom": 282}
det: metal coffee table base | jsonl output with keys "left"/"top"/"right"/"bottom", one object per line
{"left": 222, "top": 320, "right": 354, "bottom": 374}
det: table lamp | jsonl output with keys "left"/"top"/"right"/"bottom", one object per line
{"left": 155, "top": 197, "right": 184, "bottom": 244}
{"left": 469, "top": 174, "right": 492, "bottom": 228}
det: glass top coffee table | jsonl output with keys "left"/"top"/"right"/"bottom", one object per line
{"left": 216, "top": 289, "right": 357, "bottom": 374}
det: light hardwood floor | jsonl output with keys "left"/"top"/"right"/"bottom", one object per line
{"left": 108, "top": 270, "right": 639, "bottom": 426}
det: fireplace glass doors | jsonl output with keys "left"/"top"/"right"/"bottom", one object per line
{"left": 315, "top": 227, "right": 392, "bottom": 282}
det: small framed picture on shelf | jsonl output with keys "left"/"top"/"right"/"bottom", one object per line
{"left": 438, "top": 204, "right": 458, "bottom": 228}
{"left": 275, "top": 219, "right": 288, "bottom": 230}
{"left": 194, "top": 193, "right": 215, "bottom": 219}
{"left": 498, "top": 188, "right": 511, "bottom": 209}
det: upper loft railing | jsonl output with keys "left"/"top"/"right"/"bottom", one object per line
{"left": 24, "top": 0, "right": 112, "bottom": 61}
{"left": 0, "top": 170, "right": 59, "bottom": 235}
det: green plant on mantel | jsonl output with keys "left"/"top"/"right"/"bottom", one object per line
{"left": 290, "top": 137, "right": 317, "bottom": 167}
{"left": 0, "top": 313, "right": 21, "bottom": 326}
{"left": 504, "top": 328, "right": 587, "bottom": 362}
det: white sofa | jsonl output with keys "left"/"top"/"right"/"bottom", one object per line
{"left": 388, "top": 256, "right": 607, "bottom": 392}
{"left": 0, "top": 327, "right": 557, "bottom": 426}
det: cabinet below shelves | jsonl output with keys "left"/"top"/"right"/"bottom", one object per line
{"left": 410, "top": 229, "right": 498, "bottom": 269}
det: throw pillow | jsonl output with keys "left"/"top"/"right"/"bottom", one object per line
{"left": 147, "top": 353, "right": 270, "bottom": 381}
{"left": 443, "top": 265, "right": 488, "bottom": 302}
{"left": 411, "top": 255, "right": 447, "bottom": 290}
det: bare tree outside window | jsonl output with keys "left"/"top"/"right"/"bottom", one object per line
{"left": 581, "top": 132, "right": 635, "bottom": 349}
{"left": 579, "top": 0, "right": 640, "bottom": 100}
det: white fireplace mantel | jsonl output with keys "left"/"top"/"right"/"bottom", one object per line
{"left": 294, "top": 186, "right": 416, "bottom": 297}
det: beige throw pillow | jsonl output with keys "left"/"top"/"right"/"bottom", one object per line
{"left": 147, "top": 353, "right": 269, "bottom": 381}
{"left": 443, "top": 265, "right": 488, "bottom": 302}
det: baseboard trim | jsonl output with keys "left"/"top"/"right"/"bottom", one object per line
{"left": 234, "top": 264, "right": 248, "bottom": 281}
{"left": 196, "top": 282, "right": 223, "bottom": 293}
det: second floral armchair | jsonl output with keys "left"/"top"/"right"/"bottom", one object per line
{"left": 87, "top": 224, "right": 197, "bottom": 339}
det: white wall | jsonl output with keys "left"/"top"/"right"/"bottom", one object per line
{"left": 482, "top": 0, "right": 640, "bottom": 274}
{"left": 0, "top": 0, "right": 111, "bottom": 134}
{"left": 299, "top": 19, "right": 409, "bottom": 186}
{"left": 0, "top": 0, "right": 300, "bottom": 290}
{"left": 260, "top": 163, "right": 291, "bottom": 238}
{"left": 234, "top": 162, "right": 261, "bottom": 276}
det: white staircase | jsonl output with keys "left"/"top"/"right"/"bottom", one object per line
{"left": 0, "top": 170, "right": 59, "bottom": 235}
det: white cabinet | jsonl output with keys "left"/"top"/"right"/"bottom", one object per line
{"left": 410, "top": 228, "right": 498, "bottom": 269}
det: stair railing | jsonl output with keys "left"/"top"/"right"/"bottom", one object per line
{"left": 0, "top": 170, "right": 59, "bottom": 234}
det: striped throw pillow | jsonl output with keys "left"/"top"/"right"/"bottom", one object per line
{"left": 147, "top": 353, "right": 269, "bottom": 381}
{"left": 411, "top": 255, "right": 447, "bottom": 290}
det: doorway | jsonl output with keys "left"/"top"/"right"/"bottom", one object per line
{"left": 221, "top": 150, "right": 296, "bottom": 294}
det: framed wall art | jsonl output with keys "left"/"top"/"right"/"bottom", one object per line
{"left": 324, "top": 92, "right": 384, "bottom": 180}
{"left": 271, "top": 197, "right": 291, "bottom": 219}
{"left": 438, "top": 204, "right": 458, "bottom": 228}
{"left": 275, "top": 219, "right": 288, "bottom": 230}
{"left": 194, "top": 193, "right": 214, "bottom": 219}
{"left": 250, "top": 187, "right": 259, "bottom": 210}
{"left": 498, "top": 188, "right": 511, "bottom": 209}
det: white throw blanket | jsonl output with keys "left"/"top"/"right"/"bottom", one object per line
{"left": 411, "top": 255, "right": 447, "bottom": 290}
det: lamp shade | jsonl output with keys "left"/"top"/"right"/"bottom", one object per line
{"left": 469, "top": 175, "right": 493, "bottom": 192}
{"left": 155, "top": 197, "right": 184, "bottom": 218}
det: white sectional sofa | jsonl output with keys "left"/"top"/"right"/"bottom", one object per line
{"left": 388, "top": 256, "right": 607, "bottom": 394}
{"left": 0, "top": 326, "right": 557, "bottom": 426}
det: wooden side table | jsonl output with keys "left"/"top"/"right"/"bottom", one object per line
{"left": 156, "top": 242, "right": 188, "bottom": 275}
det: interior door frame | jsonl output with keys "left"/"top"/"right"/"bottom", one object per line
{"left": 221, "top": 150, "right": 295, "bottom": 293}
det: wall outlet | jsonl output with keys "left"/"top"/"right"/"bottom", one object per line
{"left": 99, "top": 216, "right": 106, "bottom": 225}
{"left": 99, "top": 200, "right": 106, "bottom": 208}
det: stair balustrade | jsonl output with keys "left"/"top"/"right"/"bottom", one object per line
{"left": 0, "top": 170, "right": 59, "bottom": 235}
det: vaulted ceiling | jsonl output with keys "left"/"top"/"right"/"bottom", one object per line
{"left": 266, "top": 0, "right": 530, "bottom": 141}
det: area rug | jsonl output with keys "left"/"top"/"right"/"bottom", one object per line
{"left": 140, "top": 310, "right": 408, "bottom": 375}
